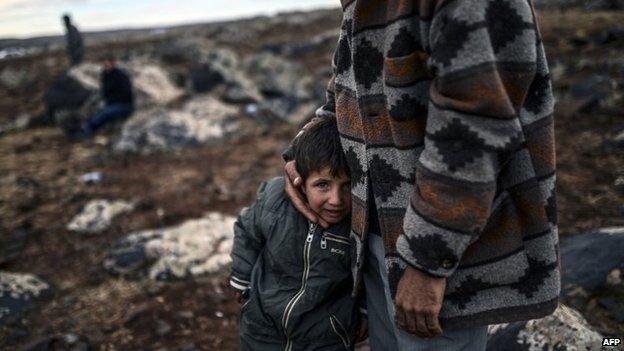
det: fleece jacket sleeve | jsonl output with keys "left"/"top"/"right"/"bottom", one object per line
{"left": 397, "top": 0, "right": 539, "bottom": 277}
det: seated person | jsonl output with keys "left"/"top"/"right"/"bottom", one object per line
{"left": 67, "top": 55, "right": 133, "bottom": 139}
{"left": 229, "top": 117, "right": 367, "bottom": 350}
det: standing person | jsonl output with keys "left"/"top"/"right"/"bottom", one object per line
{"left": 284, "top": 0, "right": 560, "bottom": 350}
{"left": 63, "top": 14, "right": 84, "bottom": 66}
{"left": 230, "top": 117, "right": 367, "bottom": 350}
{"left": 67, "top": 55, "right": 134, "bottom": 139}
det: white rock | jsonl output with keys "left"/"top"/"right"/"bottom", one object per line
{"left": 105, "top": 212, "right": 236, "bottom": 280}
{"left": 488, "top": 305, "right": 603, "bottom": 351}
{"left": 67, "top": 199, "right": 135, "bottom": 234}
{"left": 0, "top": 271, "right": 50, "bottom": 323}
{"left": 114, "top": 95, "right": 241, "bottom": 153}
{"left": 0, "top": 271, "right": 49, "bottom": 299}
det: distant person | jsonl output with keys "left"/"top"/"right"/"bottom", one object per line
{"left": 229, "top": 117, "right": 367, "bottom": 350}
{"left": 63, "top": 14, "right": 84, "bottom": 66}
{"left": 67, "top": 55, "right": 134, "bottom": 139}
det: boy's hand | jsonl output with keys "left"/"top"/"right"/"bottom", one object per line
{"left": 284, "top": 161, "right": 329, "bottom": 228}
{"left": 356, "top": 315, "right": 368, "bottom": 342}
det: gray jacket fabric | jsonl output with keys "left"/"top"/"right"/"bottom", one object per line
{"left": 230, "top": 177, "right": 361, "bottom": 351}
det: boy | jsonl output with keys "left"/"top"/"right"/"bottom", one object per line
{"left": 230, "top": 117, "right": 366, "bottom": 350}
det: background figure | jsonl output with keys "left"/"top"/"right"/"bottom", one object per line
{"left": 68, "top": 56, "right": 134, "bottom": 139}
{"left": 63, "top": 14, "right": 84, "bottom": 66}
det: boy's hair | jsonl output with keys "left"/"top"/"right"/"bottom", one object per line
{"left": 293, "top": 117, "right": 349, "bottom": 180}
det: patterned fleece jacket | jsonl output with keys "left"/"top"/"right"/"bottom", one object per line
{"left": 313, "top": 0, "right": 560, "bottom": 329}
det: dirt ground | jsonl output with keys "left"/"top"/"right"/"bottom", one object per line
{"left": 0, "top": 9, "right": 623, "bottom": 350}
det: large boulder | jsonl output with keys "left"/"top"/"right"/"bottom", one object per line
{"left": 67, "top": 62, "right": 184, "bottom": 108}
{"left": 114, "top": 95, "right": 243, "bottom": 153}
{"left": 103, "top": 212, "right": 235, "bottom": 280}
{"left": 187, "top": 47, "right": 262, "bottom": 102}
{"left": 243, "top": 52, "right": 314, "bottom": 101}
{"left": 487, "top": 305, "right": 603, "bottom": 350}
{"left": 261, "top": 29, "right": 339, "bottom": 58}
{"left": 0, "top": 271, "right": 51, "bottom": 326}
{"left": 560, "top": 227, "right": 624, "bottom": 294}
{"left": 43, "top": 71, "right": 99, "bottom": 127}
{"left": 155, "top": 38, "right": 207, "bottom": 65}
{"left": 67, "top": 199, "right": 135, "bottom": 234}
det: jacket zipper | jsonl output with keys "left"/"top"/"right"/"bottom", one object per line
{"left": 330, "top": 315, "right": 351, "bottom": 349}
{"left": 320, "top": 232, "right": 351, "bottom": 249}
{"left": 281, "top": 222, "right": 317, "bottom": 351}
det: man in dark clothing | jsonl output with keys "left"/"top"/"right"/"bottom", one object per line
{"left": 68, "top": 56, "right": 134, "bottom": 139}
{"left": 63, "top": 14, "right": 84, "bottom": 66}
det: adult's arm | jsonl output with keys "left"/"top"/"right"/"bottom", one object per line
{"left": 395, "top": 0, "right": 540, "bottom": 336}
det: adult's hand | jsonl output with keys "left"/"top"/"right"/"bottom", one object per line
{"left": 284, "top": 160, "right": 329, "bottom": 228}
{"left": 394, "top": 266, "right": 446, "bottom": 338}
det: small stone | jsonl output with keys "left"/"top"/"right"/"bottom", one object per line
{"left": 79, "top": 172, "right": 103, "bottom": 185}
{"left": 178, "top": 310, "right": 194, "bottom": 319}
{"left": 64, "top": 333, "right": 79, "bottom": 344}
{"left": 215, "top": 311, "right": 224, "bottom": 318}
{"left": 606, "top": 268, "right": 622, "bottom": 287}
{"left": 67, "top": 199, "right": 134, "bottom": 234}
{"left": 614, "top": 130, "right": 624, "bottom": 147}
{"left": 156, "top": 320, "right": 172, "bottom": 336}
{"left": 123, "top": 306, "right": 150, "bottom": 327}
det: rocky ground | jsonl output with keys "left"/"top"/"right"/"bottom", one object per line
{"left": 0, "top": 7, "right": 623, "bottom": 351}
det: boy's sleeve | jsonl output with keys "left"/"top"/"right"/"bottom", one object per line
{"left": 396, "top": 0, "right": 541, "bottom": 277}
{"left": 229, "top": 182, "right": 269, "bottom": 291}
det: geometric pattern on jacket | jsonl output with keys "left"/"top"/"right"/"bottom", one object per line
{"left": 315, "top": 0, "right": 560, "bottom": 329}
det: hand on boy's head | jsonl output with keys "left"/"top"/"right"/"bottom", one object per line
{"left": 284, "top": 160, "right": 330, "bottom": 228}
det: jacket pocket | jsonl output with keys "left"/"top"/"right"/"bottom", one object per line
{"left": 329, "top": 314, "right": 351, "bottom": 350}
{"left": 321, "top": 232, "right": 352, "bottom": 269}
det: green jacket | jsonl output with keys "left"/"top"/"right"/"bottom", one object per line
{"left": 230, "top": 177, "right": 362, "bottom": 351}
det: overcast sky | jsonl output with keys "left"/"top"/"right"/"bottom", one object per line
{"left": 0, "top": 0, "right": 339, "bottom": 39}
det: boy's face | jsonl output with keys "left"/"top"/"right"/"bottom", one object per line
{"left": 302, "top": 167, "right": 351, "bottom": 225}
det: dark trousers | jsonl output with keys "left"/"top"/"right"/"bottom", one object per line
{"left": 84, "top": 103, "right": 133, "bottom": 134}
